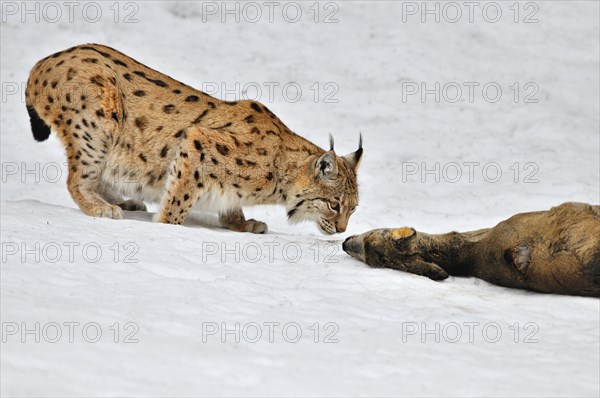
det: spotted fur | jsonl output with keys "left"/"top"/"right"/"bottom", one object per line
{"left": 25, "top": 44, "right": 363, "bottom": 234}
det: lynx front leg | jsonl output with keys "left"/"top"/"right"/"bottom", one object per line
{"left": 157, "top": 151, "right": 202, "bottom": 225}
{"left": 219, "top": 208, "right": 268, "bottom": 234}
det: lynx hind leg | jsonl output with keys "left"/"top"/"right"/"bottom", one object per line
{"left": 63, "top": 135, "right": 123, "bottom": 219}
{"left": 219, "top": 208, "right": 268, "bottom": 234}
{"left": 66, "top": 159, "right": 123, "bottom": 219}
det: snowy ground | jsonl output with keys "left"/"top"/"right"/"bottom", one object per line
{"left": 1, "top": 1, "right": 599, "bottom": 396}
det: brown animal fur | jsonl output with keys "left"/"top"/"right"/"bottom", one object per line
{"left": 343, "top": 202, "right": 600, "bottom": 297}
{"left": 25, "top": 44, "right": 363, "bottom": 234}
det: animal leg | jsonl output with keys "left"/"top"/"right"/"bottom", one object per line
{"left": 156, "top": 150, "right": 201, "bottom": 225}
{"left": 219, "top": 208, "right": 268, "bottom": 234}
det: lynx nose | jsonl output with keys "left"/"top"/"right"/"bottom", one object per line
{"left": 335, "top": 220, "right": 347, "bottom": 233}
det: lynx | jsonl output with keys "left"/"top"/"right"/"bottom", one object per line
{"left": 26, "top": 44, "right": 363, "bottom": 234}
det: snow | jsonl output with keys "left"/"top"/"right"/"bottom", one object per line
{"left": 1, "top": 1, "right": 599, "bottom": 396}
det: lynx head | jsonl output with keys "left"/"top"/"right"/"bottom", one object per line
{"left": 287, "top": 135, "right": 363, "bottom": 234}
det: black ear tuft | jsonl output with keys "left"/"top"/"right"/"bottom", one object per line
{"left": 355, "top": 132, "right": 363, "bottom": 160}
{"left": 342, "top": 133, "right": 364, "bottom": 172}
{"left": 329, "top": 134, "right": 334, "bottom": 151}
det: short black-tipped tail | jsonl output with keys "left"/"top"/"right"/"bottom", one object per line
{"left": 27, "top": 106, "right": 51, "bottom": 142}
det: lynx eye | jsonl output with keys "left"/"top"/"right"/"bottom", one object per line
{"left": 328, "top": 202, "right": 341, "bottom": 213}
{"left": 349, "top": 207, "right": 357, "bottom": 214}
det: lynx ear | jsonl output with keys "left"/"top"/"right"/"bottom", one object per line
{"left": 315, "top": 150, "right": 338, "bottom": 178}
{"left": 342, "top": 134, "right": 363, "bottom": 172}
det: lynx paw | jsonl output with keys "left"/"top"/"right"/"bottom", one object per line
{"left": 91, "top": 204, "right": 124, "bottom": 219}
{"left": 246, "top": 219, "right": 268, "bottom": 234}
